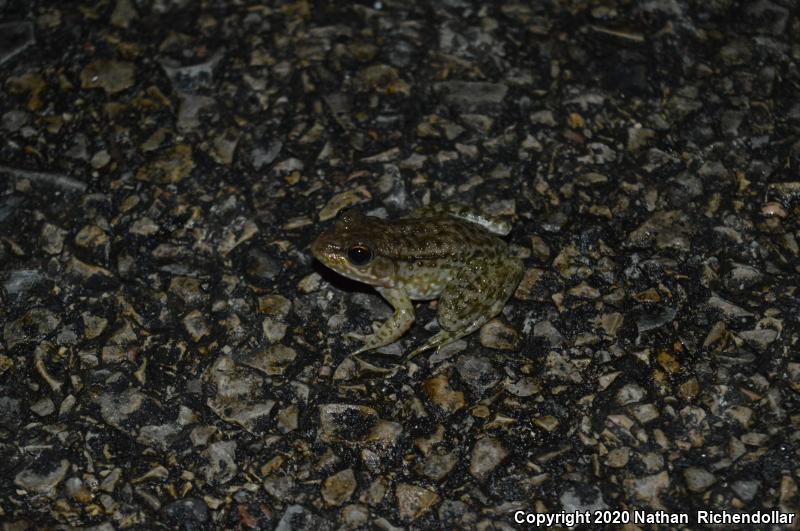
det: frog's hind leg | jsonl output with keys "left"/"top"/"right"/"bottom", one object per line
{"left": 407, "top": 204, "right": 511, "bottom": 236}
{"left": 406, "top": 255, "right": 523, "bottom": 359}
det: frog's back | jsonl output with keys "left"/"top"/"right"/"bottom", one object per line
{"left": 376, "top": 215, "right": 506, "bottom": 263}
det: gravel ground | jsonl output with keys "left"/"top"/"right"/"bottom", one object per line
{"left": 1, "top": 0, "right": 799, "bottom": 529}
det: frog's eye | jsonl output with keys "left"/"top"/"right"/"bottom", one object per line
{"left": 347, "top": 244, "right": 373, "bottom": 266}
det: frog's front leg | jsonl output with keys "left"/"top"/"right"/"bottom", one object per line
{"left": 347, "top": 287, "right": 415, "bottom": 355}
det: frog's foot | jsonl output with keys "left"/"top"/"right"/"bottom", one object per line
{"left": 345, "top": 328, "right": 391, "bottom": 356}
{"left": 406, "top": 328, "right": 471, "bottom": 359}
{"left": 346, "top": 287, "right": 414, "bottom": 356}
{"left": 406, "top": 313, "right": 493, "bottom": 359}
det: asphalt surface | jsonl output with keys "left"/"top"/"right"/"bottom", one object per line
{"left": 1, "top": 0, "right": 799, "bottom": 529}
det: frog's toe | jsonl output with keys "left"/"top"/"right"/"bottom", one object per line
{"left": 406, "top": 330, "right": 453, "bottom": 359}
{"left": 344, "top": 331, "right": 367, "bottom": 341}
{"left": 405, "top": 344, "right": 427, "bottom": 359}
{"left": 350, "top": 344, "right": 371, "bottom": 356}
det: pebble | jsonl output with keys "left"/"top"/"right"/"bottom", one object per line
{"left": 65, "top": 257, "right": 117, "bottom": 288}
{"left": 319, "top": 404, "right": 378, "bottom": 444}
{"left": 246, "top": 249, "right": 282, "bottom": 282}
{"left": 250, "top": 140, "right": 283, "bottom": 169}
{"left": 298, "top": 272, "right": 322, "bottom": 294}
{"left": 74, "top": 224, "right": 109, "bottom": 249}
{"left": 514, "top": 267, "right": 545, "bottom": 300}
{"left": 456, "top": 354, "right": 499, "bottom": 396}
{"left": 129, "top": 217, "right": 159, "bottom": 236}
{"left": 4, "top": 308, "right": 61, "bottom": 349}
{"left": 318, "top": 187, "right": 371, "bottom": 221}
{"left": 322, "top": 469, "right": 357, "bottom": 506}
{"left": 624, "top": 471, "right": 669, "bottom": 506}
{"left": 64, "top": 477, "right": 92, "bottom": 503}
{"left": 202, "top": 440, "right": 238, "bottom": 484}
{"left": 183, "top": 310, "right": 211, "bottom": 342}
{"left": 616, "top": 384, "right": 646, "bottom": 406}
{"left": 707, "top": 295, "right": 754, "bottom": 319}
{"left": 135, "top": 145, "right": 194, "bottom": 184}
{"left": 276, "top": 405, "right": 299, "bottom": 433}
{"left": 2, "top": 269, "right": 47, "bottom": 302}
{"left": 262, "top": 317, "right": 288, "bottom": 343}
{"left": 1, "top": 109, "right": 29, "bottom": 132}
{"left": 14, "top": 458, "right": 71, "bottom": 494}
{"left": 264, "top": 475, "right": 296, "bottom": 502}
{"left": 530, "top": 110, "right": 556, "bottom": 126}
{"left": 504, "top": 377, "right": 541, "bottom": 397}
{"left": 30, "top": 397, "right": 55, "bottom": 416}
{"left": 533, "top": 415, "right": 559, "bottom": 432}
{"left": 90, "top": 150, "right": 111, "bottom": 169}
{"left": 479, "top": 319, "right": 521, "bottom": 350}
{"left": 80, "top": 59, "right": 135, "bottom": 94}
{"left": 739, "top": 329, "right": 778, "bottom": 351}
{"left": 415, "top": 451, "right": 458, "bottom": 481}
{"left": 169, "top": 276, "right": 205, "bottom": 306}
{"left": 605, "top": 447, "right": 630, "bottom": 468}
{"left": 340, "top": 504, "right": 369, "bottom": 528}
{"left": 422, "top": 374, "right": 465, "bottom": 414}
{"left": 434, "top": 81, "right": 508, "bottom": 112}
{"left": 561, "top": 486, "right": 608, "bottom": 513}
{"left": 0, "top": 396, "right": 22, "bottom": 430}
{"left": 684, "top": 467, "right": 716, "bottom": 493}
{"left": 163, "top": 498, "right": 209, "bottom": 527}
{"left": 469, "top": 437, "right": 507, "bottom": 479}
{"left": 533, "top": 320, "right": 565, "bottom": 346}
{"left": 395, "top": 483, "right": 440, "bottom": 522}
{"left": 39, "top": 223, "right": 66, "bottom": 255}
{"left": 731, "top": 480, "right": 760, "bottom": 502}
{"left": 204, "top": 355, "right": 275, "bottom": 434}
{"left": 239, "top": 344, "right": 297, "bottom": 376}
{"left": 111, "top": 0, "right": 138, "bottom": 28}
{"left": 275, "top": 505, "right": 334, "bottom": 531}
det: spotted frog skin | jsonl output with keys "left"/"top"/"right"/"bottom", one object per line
{"left": 311, "top": 204, "right": 523, "bottom": 358}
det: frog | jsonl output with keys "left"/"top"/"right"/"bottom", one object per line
{"left": 310, "top": 204, "right": 523, "bottom": 358}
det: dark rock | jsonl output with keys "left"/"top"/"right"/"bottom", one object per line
{"left": 434, "top": 81, "right": 508, "bottom": 112}
{"left": 245, "top": 248, "right": 282, "bottom": 283}
{"left": 0, "top": 395, "right": 22, "bottom": 431}
{"left": 456, "top": 354, "right": 500, "bottom": 396}
{"left": 14, "top": 456, "right": 70, "bottom": 494}
{"left": 163, "top": 498, "right": 209, "bottom": 531}
{"left": 275, "top": 505, "right": 334, "bottom": 531}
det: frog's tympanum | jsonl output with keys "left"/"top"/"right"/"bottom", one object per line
{"left": 311, "top": 204, "right": 523, "bottom": 358}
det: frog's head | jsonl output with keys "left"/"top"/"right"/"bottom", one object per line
{"left": 311, "top": 209, "right": 396, "bottom": 287}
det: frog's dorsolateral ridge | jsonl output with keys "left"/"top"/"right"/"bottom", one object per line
{"left": 311, "top": 204, "right": 523, "bottom": 358}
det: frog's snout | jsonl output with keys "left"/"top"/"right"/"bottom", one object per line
{"left": 310, "top": 231, "right": 337, "bottom": 263}
{"left": 310, "top": 235, "right": 325, "bottom": 261}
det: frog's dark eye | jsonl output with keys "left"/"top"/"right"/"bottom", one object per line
{"left": 347, "top": 244, "right": 373, "bottom": 266}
